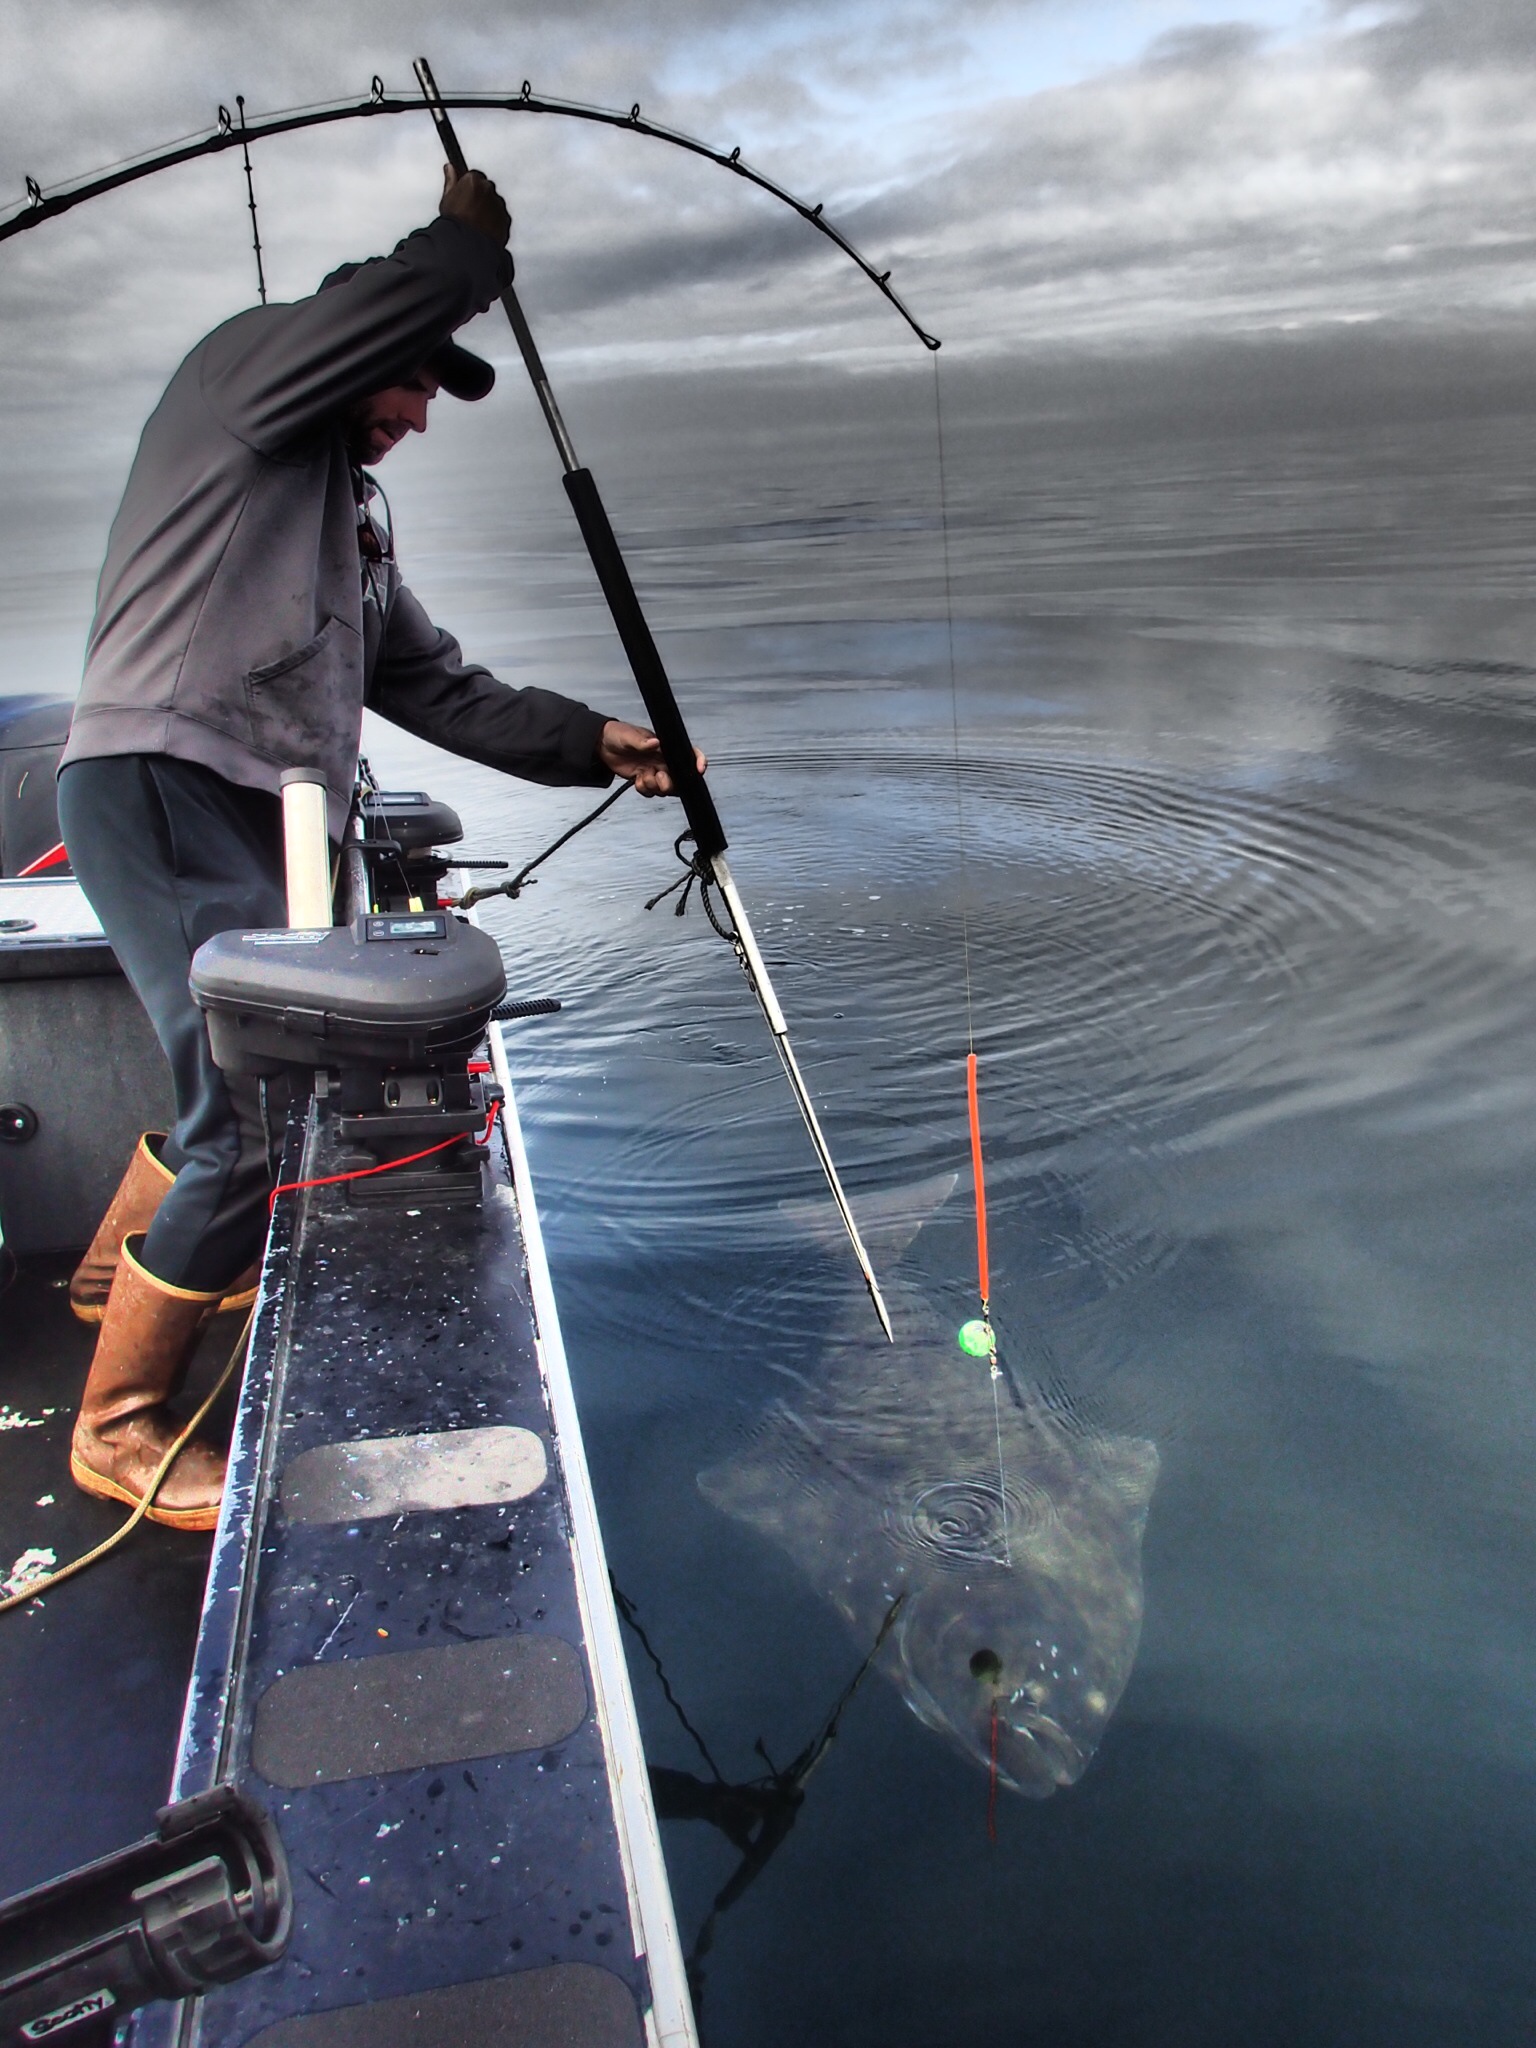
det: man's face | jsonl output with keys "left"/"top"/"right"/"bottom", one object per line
{"left": 343, "top": 369, "right": 441, "bottom": 465}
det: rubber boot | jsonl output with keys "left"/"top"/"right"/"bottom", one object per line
{"left": 70, "top": 1133, "right": 259, "bottom": 1323}
{"left": 69, "top": 1236, "right": 228, "bottom": 1531}
{"left": 69, "top": 1133, "right": 173, "bottom": 1322}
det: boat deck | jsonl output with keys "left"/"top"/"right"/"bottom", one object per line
{"left": 0, "top": 867, "right": 227, "bottom": 1905}
{"left": 131, "top": 1035, "right": 694, "bottom": 2048}
{"left": 0, "top": 1258, "right": 228, "bottom": 1898}
{"left": 1, "top": 863, "right": 694, "bottom": 2048}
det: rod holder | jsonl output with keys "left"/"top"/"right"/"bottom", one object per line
{"left": 280, "top": 770, "right": 332, "bottom": 930}
{"left": 0, "top": 1786, "right": 291, "bottom": 2045}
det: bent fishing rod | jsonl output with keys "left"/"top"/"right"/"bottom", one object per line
{"left": 1, "top": 83, "right": 938, "bottom": 351}
{"left": 410, "top": 58, "right": 893, "bottom": 1340}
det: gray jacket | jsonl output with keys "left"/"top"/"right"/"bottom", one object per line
{"left": 61, "top": 215, "right": 609, "bottom": 835}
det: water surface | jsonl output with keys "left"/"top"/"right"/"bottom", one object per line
{"left": 362, "top": 398, "right": 1536, "bottom": 2047}
{"left": 12, "top": 386, "right": 1536, "bottom": 2045}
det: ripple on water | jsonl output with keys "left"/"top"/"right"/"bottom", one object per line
{"left": 894, "top": 1475, "right": 1056, "bottom": 1571}
{"left": 474, "top": 739, "right": 1533, "bottom": 1318}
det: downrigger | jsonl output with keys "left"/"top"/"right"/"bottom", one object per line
{"left": 188, "top": 768, "right": 514, "bottom": 1208}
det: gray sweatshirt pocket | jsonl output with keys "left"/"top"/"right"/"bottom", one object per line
{"left": 243, "top": 615, "right": 362, "bottom": 769}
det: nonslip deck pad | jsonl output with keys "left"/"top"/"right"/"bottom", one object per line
{"left": 241, "top": 1963, "right": 644, "bottom": 2047}
{"left": 143, "top": 1098, "right": 677, "bottom": 2048}
{"left": 279, "top": 1424, "right": 548, "bottom": 1523}
{"left": 251, "top": 1634, "right": 587, "bottom": 1787}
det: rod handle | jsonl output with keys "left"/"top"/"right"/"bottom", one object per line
{"left": 563, "top": 467, "right": 726, "bottom": 859}
{"left": 280, "top": 771, "right": 333, "bottom": 929}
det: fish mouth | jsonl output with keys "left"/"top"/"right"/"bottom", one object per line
{"left": 999, "top": 1711, "right": 1085, "bottom": 1792}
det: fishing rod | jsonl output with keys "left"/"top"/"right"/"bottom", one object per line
{"left": 0, "top": 80, "right": 939, "bottom": 351}
{"left": 411, "top": 57, "right": 893, "bottom": 1340}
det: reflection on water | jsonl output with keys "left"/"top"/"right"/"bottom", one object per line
{"left": 362, "top": 412, "right": 1536, "bottom": 2047}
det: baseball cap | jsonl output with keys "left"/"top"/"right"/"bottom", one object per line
{"left": 318, "top": 261, "right": 496, "bottom": 402}
{"left": 422, "top": 337, "right": 495, "bottom": 402}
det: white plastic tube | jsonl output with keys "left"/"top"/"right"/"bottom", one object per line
{"left": 279, "top": 770, "right": 332, "bottom": 930}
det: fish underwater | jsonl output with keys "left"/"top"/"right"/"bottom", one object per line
{"left": 698, "top": 1178, "right": 1159, "bottom": 1797}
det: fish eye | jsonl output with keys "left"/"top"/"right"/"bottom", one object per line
{"left": 969, "top": 1647, "right": 1002, "bottom": 1682}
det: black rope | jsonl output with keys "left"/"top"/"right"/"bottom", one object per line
{"left": 457, "top": 781, "right": 630, "bottom": 908}
{"left": 349, "top": 756, "right": 423, "bottom": 913}
{"left": 643, "top": 830, "right": 738, "bottom": 942}
{"left": 642, "top": 833, "right": 701, "bottom": 914}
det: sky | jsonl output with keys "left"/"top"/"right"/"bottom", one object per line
{"left": 5, "top": 1, "right": 1536, "bottom": 387}
{"left": 2, "top": 0, "right": 1536, "bottom": 693}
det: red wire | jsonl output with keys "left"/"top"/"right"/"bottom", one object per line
{"left": 268, "top": 1099, "right": 500, "bottom": 1214}
{"left": 967, "top": 1051, "right": 990, "bottom": 1307}
{"left": 987, "top": 1695, "right": 1000, "bottom": 1844}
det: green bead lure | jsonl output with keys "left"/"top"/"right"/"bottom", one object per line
{"left": 957, "top": 1318, "right": 995, "bottom": 1359}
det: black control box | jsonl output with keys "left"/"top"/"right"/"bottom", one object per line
{"left": 189, "top": 911, "right": 507, "bottom": 1076}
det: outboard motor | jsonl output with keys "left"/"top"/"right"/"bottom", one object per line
{"left": 189, "top": 772, "right": 507, "bottom": 1208}
{"left": 0, "top": 696, "right": 74, "bottom": 877}
{"left": 355, "top": 789, "right": 466, "bottom": 914}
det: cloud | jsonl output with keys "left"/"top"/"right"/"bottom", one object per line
{"left": 1141, "top": 21, "right": 1270, "bottom": 70}
{"left": 832, "top": 6, "right": 1536, "bottom": 360}
{"left": 4, "top": 0, "right": 1536, "bottom": 416}
{"left": 1344, "top": 0, "right": 1536, "bottom": 78}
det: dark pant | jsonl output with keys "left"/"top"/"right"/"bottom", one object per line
{"left": 57, "top": 755, "right": 288, "bottom": 1293}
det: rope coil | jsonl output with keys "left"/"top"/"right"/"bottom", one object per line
{"left": 0, "top": 1308, "right": 255, "bottom": 1615}
{"left": 3, "top": 1097, "right": 506, "bottom": 1618}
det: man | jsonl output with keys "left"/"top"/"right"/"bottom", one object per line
{"left": 55, "top": 166, "right": 694, "bottom": 1532}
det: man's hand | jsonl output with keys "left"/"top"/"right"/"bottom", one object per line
{"left": 598, "top": 720, "right": 707, "bottom": 798}
{"left": 439, "top": 165, "right": 512, "bottom": 248}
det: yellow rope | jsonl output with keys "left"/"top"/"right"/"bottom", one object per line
{"left": 0, "top": 1307, "right": 254, "bottom": 1615}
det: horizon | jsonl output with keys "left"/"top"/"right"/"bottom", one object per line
{"left": 3, "top": 0, "right": 1535, "bottom": 702}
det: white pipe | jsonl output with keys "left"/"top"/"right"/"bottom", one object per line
{"left": 279, "top": 770, "right": 332, "bottom": 929}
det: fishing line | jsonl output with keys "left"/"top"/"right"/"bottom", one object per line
{"left": 935, "top": 352, "right": 974, "bottom": 1059}
{"left": 933, "top": 350, "right": 1012, "bottom": 1573}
